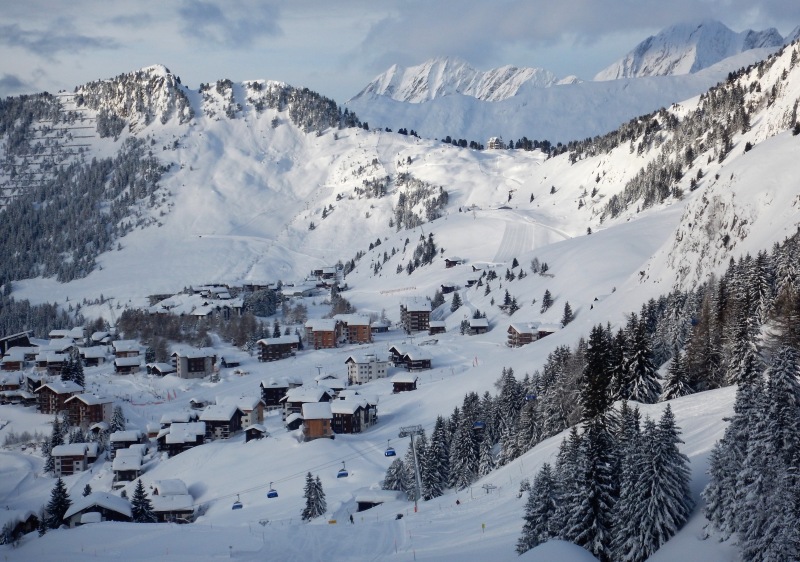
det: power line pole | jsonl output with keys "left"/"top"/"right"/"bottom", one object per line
{"left": 399, "top": 424, "right": 424, "bottom": 512}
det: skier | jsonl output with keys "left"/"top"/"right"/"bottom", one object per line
{"left": 349, "top": 513, "right": 354, "bottom": 524}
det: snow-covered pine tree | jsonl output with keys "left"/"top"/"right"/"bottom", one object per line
{"left": 561, "top": 301, "right": 574, "bottom": 326}
{"left": 44, "top": 415, "right": 64, "bottom": 474}
{"left": 660, "top": 348, "right": 693, "bottom": 400}
{"left": 517, "top": 462, "right": 559, "bottom": 554}
{"left": 382, "top": 459, "right": 411, "bottom": 498}
{"left": 301, "top": 472, "right": 326, "bottom": 521}
{"left": 72, "top": 356, "right": 85, "bottom": 388}
{"left": 82, "top": 483, "right": 92, "bottom": 497}
{"left": 449, "top": 424, "right": 477, "bottom": 490}
{"left": 46, "top": 477, "right": 71, "bottom": 529}
{"left": 131, "top": 479, "right": 156, "bottom": 523}
{"left": 477, "top": 432, "right": 495, "bottom": 476}
{"left": 540, "top": 289, "right": 553, "bottom": 313}
{"left": 581, "top": 324, "right": 611, "bottom": 420}
{"left": 422, "top": 423, "right": 446, "bottom": 500}
{"left": 450, "top": 291, "right": 462, "bottom": 312}
{"left": 111, "top": 405, "right": 126, "bottom": 433}
{"left": 60, "top": 355, "right": 74, "bottom": 383}
{"left": 553, "top": 427, "right": 583, "bottom": 535}
{"left": 624, "top": 317, "right": 661, "bottom": 403}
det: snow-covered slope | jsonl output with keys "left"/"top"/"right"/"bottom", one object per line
{"left": 349, "top": 57, "right": 567, "bottom": 104}
{"left": 595, "top": 20, "right": 784, "bottom": 80}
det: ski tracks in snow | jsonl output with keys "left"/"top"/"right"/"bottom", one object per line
{"left": 492, "top": 221, "right": 534, "bottom": 263}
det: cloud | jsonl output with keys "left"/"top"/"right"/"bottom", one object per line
{"left": 177, "top": 0, "right": 282, "bottom": 48}
{"left": 0, "top": 73, "right": 28, "bottom": 95}
{"left": 0, "top": 21, "right": 119, "bottom": 58}
{"left": 106, "top": 13, "right": 155, "bottom": 28}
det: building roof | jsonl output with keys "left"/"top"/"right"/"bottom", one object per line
{"left": 428, "top": 320, "right": 447, "bottom": 328}
{"left": 152, "top": 479, "right": 189, "bottom": 496}
{"left": 283, "top": 386, "right": 334, "bottom": 404}
{"left": 509, "top": 323, "right": 535, "bottom": 335}
{"left": 470, "top": 318, "right": 490, "bottom": 328}
{"left": 151, "top": 494, "right": 195, "bottom": 513}
{"left": 110, "top": 430, "right": 143, "bottom": 443}
{"left": 162, "top": 422, "right": 206, "bottom": 443}
{"left": 112, "top": 455, "right": 142, "bottom": 471}
{"left": 173, "top": 347, "right": 215, "bottom": 359}
{"left": 305, "top": 318, "right": 339, "bottom": 332}
{"left": 199, "top": 404, "right": 242, "bottom": 422}
{"left": 114, "top": 356, "right": 142, "bottom": 368}
{"left": 65, "top": 393, "right": 112, "bottom": 406}
{"left": 257, "top": 334, "right": 300, "bottom": 346}
{"left": 302, "top": 402, "right": 332, "bottom": 420}
{"left": 401, "top": 298, "right": 431, "bottom": 312}
{"left": 344, "top": 352, "right": 387, "bottom": 365}
{"left": 333, "top": 314, "right": 371, "bottom": 326}
{"left": 51, "top": 443, "right": 88, "bottom": 456}
{"left": 218, "top": 395, "right": 263, "bottom": 411}
{"left": 330, "top": 398, "right": 367, "bottom": 415}
{"left": 147, "top": 362, "right": 176, "bottom": 374}
{"left": 80, "top": 346, "right": 108, "bottom": 359}
{"left": 160, "top": 412, "right": 193, "bottom": 424}
{"left": 391, "top": 373, "right": 419, "bottom": 384}
{"left": 64, "top": 492, "right": 132, "bottom": 520}
{"left": 285, "top": 412, "right": 303, "bottom": 425}
{"left": 35, "top": 380, "right": 83, "bottom": 395}
{"left": 354, "top": 489, "right": 402, "bottom": 504}
{"left": 112, "top": 340, "right": 140, "bottom": 353}
{"left": 244, "top": 423, "right": 267, "bottom": 433}
{"left": 389, "top": 344, "right": 431, "bottom": 361}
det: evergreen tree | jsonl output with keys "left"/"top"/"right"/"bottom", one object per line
{"left": 37, "top": 507, "right": 47, "bottom": 536}
{"left": 661, "top": 348, "right": 693, "bottom": 400}
{"left": 272, "top": 319, "right": 281, "bottom": 338}
{"left": 561, "top": 302, "right": 574, "bottom": 326}
{"left": 477, "top": 432, "right": 495, "bottom": 476}
{"left": 517, "top": 463, "right": 559, "bottom": 554}
{"left": 60, "top": 355, "right": 75, "bottom": 383}
{"left": 382, "top": 459, "right": 411, "bottom": 498}
{"left": 449, "top": 424, "right": 477, "bottom": 490}
{"left": 131, "top": 479, "right": 156, "bottom": 523}
{"left": 46, "top": 477, "right": 71, "bottom": 529}
{"left": 111, "top": 405, "right": 126, "bottom": 433}
{"left": 553, "top": 428, "right": 583, "bottom": 536}
{"left": 581, "top": 324, "right": 611, "bottom": 420}
{"left": 624, "top": 318, "right": 661, "bottom": 403}
{"left": 422, "top": 420, "right": 447, "bottom": 500}
{"left": 44, "top": 415, "right": 64, "bottom": 474}
{"left": 540, "top": 289, "right": 553, "bottom": 313}
{"left": 301, "top": 472, "right": 327, "bottom": 521}
{"left": 450, "top": 291, "right": 462, "bottom": 312}
{"left": 72, "top": 356, "right": 85, "bottom": 388}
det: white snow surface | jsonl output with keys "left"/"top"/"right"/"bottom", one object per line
{"left": 4, "top": 42, "right": 800, "bottom": 562}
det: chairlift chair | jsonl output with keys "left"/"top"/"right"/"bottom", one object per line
{"left": 267, "top": 482, "right": 278, "bottom": 499}
{"left": 337, "top": 461, "right": 349, "bottom": 478}
{"left": 232, "top": 494, "right": 243, "bottom": 510}
{"left": 385, "top": 440, "right": 396, "bottom": 457}
{"left": 472, "top": 421, "right": 486, "bottom": 431}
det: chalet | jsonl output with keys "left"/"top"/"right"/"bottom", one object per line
{"left": 146, "top": 362, "right": 176, "bottom": 376}
{"left": 280, "top": 283, "right": 317, "bottom": 298}
{"left": 400, "top": 299, "right": 431, "bottom": 333}
{"left": 90, "top": 331, "right": 111, "bottom": 345}
{"left": 345, "top": 353, "right": 390, "bottom": 385}
{"left": 189, "top": 398, "right": 209, "bottom": 410}
{"left": 331, "top": 397, "right": 377, "bottom": 434}
{"left": 487, "top": 136, "right": 504, "bottom": 149}
{"left": 35, "top": 380, "right": 83, "bottom": 414}
{"left": 0, "top": 330, "right": 33, "bottom": 356}
{"left": 0, "top": 510, "right": 39, "bottom": 543}
{"left": 260, "top": 377, "right": 302, "bottom": 410}
{"left": 156, "top": 422, "right": 206, "bottom": 456}
{"left": 199, "top": 404, "right": 244, "bottom": 439}
{"left": 469, "top": 317, "right": 490, "bottom": 335}
{"left": 114, "top": 356, "right": 141, "bottom": 374}
{"left": 219, "top": 353, "right": 245, "bottom": 368}
{"left": 112, "top": 447, "right": 144, "bottom": 482}
{"left": 51, "top": 443, "right": 90, "bottom": 476}
{"left": 36, "top": 351, "right": 68, "bottom": 375}
{"left": 109, "top": 430, "right": 145, "bottom": 459}
{"left": 257, "top": 334, "right": 300, "bottom": 362}
{"left": 304, "top": 318, "right": 342, "bottom": 349}
{"left": 281, "top": 385, "right": 335, "bottom": 420}
{"left": 1, "top": 348, "right": 28, "bottom": 371}
{"left": 0, "top": 372, "right": 21, "bottom": 391}
{"left": 334, "top": 314, "right": 373, "bottom": 344}
{"left": 507, "top": 322, "right": 562, "bottom": 347}
{"left": 49, "top": 327, "right": 85, "bottom": 345}
{"left": 79, "top": 346, "right": 108, "bottom": 367}
{"left": 370, "top": 320, "right": 391, "bottom": 334}
{"left": 112, "top": 340, "right": 141, "bottom": 358}
{"left": 173, "top": 348, "right": 216, "bottom": 379}
{"left": 159, "top": 412, "right": 197, "bottom": 429}
{"left": 150, "top": 479, "right": 195, "bottom": 523}
{"left": 63, "top": 492, "right": 132, "bottom": 528}
{"left": 0, "top": 389, "right": 36, "bottom": 406}
{"left": 244, "top": 424, "right": 267, "bottom": 442}
{"left": 64, "top": 393, "right": 112, "bottom": 428}
{"left": 285, "top": 412, "right": 304, "bottom": 431}
{"left": 355, "top": 490, "right": 401, "bottom": 512}
{"left": 146, "top": 423, "right": 161, "bottom": 439}
{"left": 388, "top": 344, "right": 432, "bottom": 371}
{"left": 392, "top": 373, "right": 419, "bottom": 393}
{"left": 218, "top": 395, "right": 264, "bottom": 426}
{"left": 428, "top": 320, "right": 447, "bottom": 335}
{"left": 444, "top": 257, "right": 465, "bottom": 268}
{"left": 302, "top": 402, "right": 334, "bottom": 441}
{"left": 440, "top": 282, "right": 457, "bottom": 294}
{"left": 310, "top": 374, "right": 343, "bottom": 394}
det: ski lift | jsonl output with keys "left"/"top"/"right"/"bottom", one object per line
{"left": 337, "top": 461, "right": 349, "bottom": 478}
{"left": 385, "top": 440, "right": 396, "bottom": 457}
{"left": 232, "top": 494, "right": 243, "bottom": 510}
{"left": 267, "top": 482, "right": 278, "bottom": 499}
{"left": 472, "top": 421, "right": 486, "bottom": 431}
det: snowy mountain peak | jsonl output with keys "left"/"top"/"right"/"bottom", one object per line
{"left": 350, "top": 56, "right": 560, "bottom": 103}
{"left": 594, "top": 19, "right": 784, "bottom": 80}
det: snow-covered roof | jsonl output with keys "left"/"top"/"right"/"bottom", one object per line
{"left": 331, "top": 398, "right": 367, "bottom": 415}
{"left": 285, "top": 413, "right": 303, "bottom": 425}
{"left": 469, "top": 318, "right": 489, "bottom": 328}
{"left": 428, "top": 320, "right": 447, "bottom": 328}
{"left": 112, "top": 455, "right": 142, "bottom": 471}
{"left": 36, "top": 380, "right": 83, "bottom": 394}
{"left": 36, "top": 351, "right": 67, "bottom": 363}
{"left": 49, "top": 327, "right": 84, "bottom": 339}
{"left": 344, "top": 352, "right": 386, "bottom": 365}
{"left": 90, "top": 421, "right": 110, "bottom": 432}
{"left": 160, "top": 412, "right": 192, "bottom": 424}
{"left": 151, "top": 494, "right": 195, "bottom": 513}
{"left": 173, "top": 347, "right": 215, "bottom": 359}
{"left": 333, "top": 313, "right": 371, "bottom": 326}
{"left": 51, "top": 443, "right": 88, "bottom": 457}
{"left": 401, "top": 298, "right": 431, "bottom": 312}
{"left": 354, "top": 489, "right": 402, "bottom": 504}
{"left": 302, "top": 402, "right": 332, "bottom": 420}
{"left": 283, "top": 385, "right": 333, "bottom": 403}
{"left": 391, "top": 373, "right": 419, "bottom": 384}
{"left": 509, "top": 323, "right": 535, "bottom": 335}
{"left": 305, "top": 318, "right": 339, "bottom": 331}
{"left": 147, "top": 362, "right": 176, "bottom": 373}
{"left": 110, "top": 430, "right": 143, "bottom": 442}
{"left": 199, "top": 404, "right": 242, "bottom": 422}
{"left": 91, "top": 331, "right": 110, "bottom": 342}
{"left": 243, "top": 424, "right": 267, "bottom": 433}
{"left": 0, "top": 372, "right": 21, "bottom": 385}
{"left": 218, "top": 395, "right": 263, "bottom": 411}
{"left": 257, "top": 334, "right": 301, "bottom": 347}
{"left": 80, "top": 346, "right": 108, "bottom": 359}
{"left": 163, "top": 422, "right": 206, "bottom": 443}
{"left": 389, "top": 344, "right": 431, "bottom": 360}
{"left": 114, "top": 356, "right": 142, "bottom": 367}
{"left": 112, "top": 340, "right": 140, "bottom": 353}
{"left": 64, "top": 492, "right": 132, "bottom": 520}
{"left": 260, "top": 375, "right": 302, "bottom": 388}
{"left": 65, "top": 393, "right": 111, "bottom": 406}
{"left": 152, "top": 479, "right": 189, "bottom": 496}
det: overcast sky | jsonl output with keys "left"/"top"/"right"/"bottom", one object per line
{"left": 1, "top": 0, "right": 799, "bottom": 103}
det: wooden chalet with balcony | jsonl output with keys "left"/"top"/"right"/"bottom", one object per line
{"left": 259, "top": 376, "right": 302, "bottom": 410}
{"left": 173, "top": 348, "right": 216, "bottom": 379}
{"left": 334, "top": 314, "right": 373, "bottom": 344}
{"left": 65, "top": 393, "right": 112, "bottom": 428}
{"left": 63, "top": 493, "right": 132, "bottom": 528}
{"left": 302, "top": 402, "right": 334, "bottom": 441}
{"left": 507, "top": 321, "right": 562, "bottom": 347}
{"left": 304, "top": 318, "right": 343, "bottom": 349}
{"left": 388, "top": 344, "right": 432, "bottom": 371}
{"left": 199, "top": 404, "right": 244, "bottom": 439}
{"left": 35, "top": 380, "right": 83, "bottom": 414}
{"left": 257, "top": 334, "right": 300, "bottom": 362}
{"left": 281, "top": 385, "right": 335, "bottom": 420}
{"left": 391, "top": 373, "right": 419, "bottom": 393}
{"left": 156, "top": 422, "right": 206, "bottom": 456}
